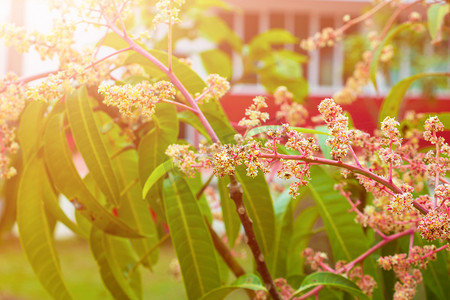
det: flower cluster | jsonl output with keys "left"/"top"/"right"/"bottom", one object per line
{"left": 197, "top": 74, "right": 230, "bottom": 103}
{"left": 238, "top": 96, "right": 270, "bottom": 128}
{"left": 418, "top": 209, "right": 450, "bottom": 241}
{"left": 300, "top": 27, "right": 343, "bottom": 51}
{"left": 0, "top": 73, "right": 26, "bottom": 179}
{"left": 153, "top": 0, "right": 186, "bottom": 26}
{"left": 99, "top": 80, "right": 176, "bottom": 122}
{"left": 318, "top": 98, "right": 351, "bottom": 160}
{"left": 0, "top": 20, "right": 79, "bottom": 65}
{"left": 349, "top": 266, "right": 377, "bottom": 297}
{"left": 378, "top": 245, "right": 438, "bottom": 300}
{"left": 273, "top": 86, "right": 308, "bottom": 126}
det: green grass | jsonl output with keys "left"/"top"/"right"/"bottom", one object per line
{"left": 0, "top": 236, "right": 186, "bottom": 300}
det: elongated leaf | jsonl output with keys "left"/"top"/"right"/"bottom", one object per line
{"left": 308, "top": 167, "right": 383, "bottom": 299}
{"left": 218, "top": 176, "right": 241, "bottom": 247}
{"left": 44, "top": 114, "right": 142, "bottom": 238}
{"left": 17, "top": 101, "right": 47, "bottom": 161}
{"left": 41, "top": 170, "right": 86, "bottom": 238}
{"left": 0, "top": 154, "right": 22, "bottom": 236}
{"left": 294, "top": 272, "right": 369, "bottom": 300}
{"left": 178, "top": 110, "right": 212, "bottom": 143}
{"left": 17, "top": 156, "right": 73, "bottom": 299}
{"left": 267, "top": 189, "right": 293, "bottom": 277}
{"left": 287, "top": 206, "right": 319, "bottom": 279}
{"left": 186, "top": 172, "right": 213, "bottom": 224}
{"left": 200, "top": 49, "right": 232, "bottom": 79}
{"left": 235, "top": 166, "right": 276, "bottom": 256}
{"left": 138, "top": 103, "right": 178, "bottom": 220}
{"left": 90, "top": 227, "right": 142, "bottom": 300}
{"left": 308, "top": 166, "right": 369, "bottom": 261}
{"left": 199, "top": 274, "right": 266, "bottom": 300}
{"left": 427, "top": 4, "right": 450, "bottom": 42}
{"left": 163, "top": 174, "right": 221, "bottom": 300}
{"left": 369, "top": 23, "right": 411, "bottom": 90}
{"left": 378, "top": 72, "right": 450, "bottom": 124}
{"left": 66, "top": 87, "right": 121, "bottom": 205}
{"left": 142, "top": 160, "right": 174, "bottom": 199}
{"left": 94, "top": 111, "right": 159, "bottom": 267}
{"left": 246, "top": 125, "right": 329, "bottom": 138}
{"left": 125, "top": 50, "right": 206, "bottom": 95}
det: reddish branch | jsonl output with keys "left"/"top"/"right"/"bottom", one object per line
{"left": 228, "top": 176, "right": 282, "bottom": 300}
{"left": 259, "top": 152, "right": 429, "bottom": 215}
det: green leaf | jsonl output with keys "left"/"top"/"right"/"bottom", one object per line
{"left": 41, "top": 170, "right": 87, "bottom": 238}
{"left": 142, "top": 160, "right": 174, "bottom": 199}
{"left": 200, "top": 49, "right": 232, "bottom": 79}
{"left": 125, "top": 50, "right": 206, "bottom": 96}
{"left": 17, "top": 156, "right": 73, "bottom": 299}
{"left": 427, "top": 4, "right": 450, "bottom": 42}
{"left": 218, "top": 176, "right": 241, "bottom": 247}
{"left": 185, "top": 172, "right": 213, "bottom": 224}
{"left": 90, "top": 227, "right": 142, "bottom": 300}
{"left": 235, "top": 166, "right": 276, "bottom": 256}
{"left": 66, "top": 87, "right": 121, "bottom": 206}
{"left": 287, "top": 206, "right": 319, "bottom": 278}
{"left": 246, "top": 125, "right": 329, "bottom": 138}
{"left": 17, "top": 101, "right": 47, "bottom": 161}
{"left": 315, "top": 125, "right": 332, "bottom": 160}
{"left": 44, "top": 114, "right": 142, "bottom": 238}
{"left": 198, "top": 16, "right": 242, "bottom": 51}
{"left": 178, "top": 110, "right": 212, "bottom": 143}
{"left": 163, "top": 174, "right": 221, "bottom": 300}
{"left": 138, "top": 103, "right": 178, "bottom": 220}
{"left": 199, "top": 274, "right": 267, "bottom": 300}
{"left": 369, "top": 23, "right": 411, "bottom": 90}
{"left": 267, "top": 189, "right": 294, "bottom": 278}
{"left": 378, "top": 72, "right": 450, "bottom": 124}
{"left": 112, "top": 148, "right": 160, "bottom": 268}
{"left": 308, "top": 166, "right": 369, "bottom": 261}
{"left": 294, "top": 272, "right": 369, "bottom": 300}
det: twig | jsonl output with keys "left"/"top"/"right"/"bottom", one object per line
{"left": 228, "top": 176, "right": 282, "bottom": 300}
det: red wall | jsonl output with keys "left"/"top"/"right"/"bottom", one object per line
{"left": 220, "top": 94, "right": 450, "bottom": 136}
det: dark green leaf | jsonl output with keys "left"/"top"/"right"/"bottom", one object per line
{"left": 199, "top": 274, "right": 267, "bottom": 300}
{"left": 44, "top": 114, "right": 142, "bottom": 238}
{"left": 66, "top": 87, "right": 121, "bottom": 206}
{"left": 178, "top": 110, "right": 212, "bottom": 143}
{"left": 308, "top": 166, "right": 369, "bottom": 261}
{"left": 163, "top": 174, "right": 221, "bottom": 300}
{"left": 142, "top": 160, "right": 174, "bottom": 199}
{"left": 267, "top": 189, "right": 294, "bottom": 277}
{"left": 90, "top": 228, "right": 142, "bottom": 300}
{"left": 218, "top": 176, "right": 241, "bottom": 247}
{"left": 294, "top": 272, "right": 369, "bottom": 300}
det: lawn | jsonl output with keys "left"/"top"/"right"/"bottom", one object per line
{"left": 0, "top": 236, "right": 186, "bottom": 300}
